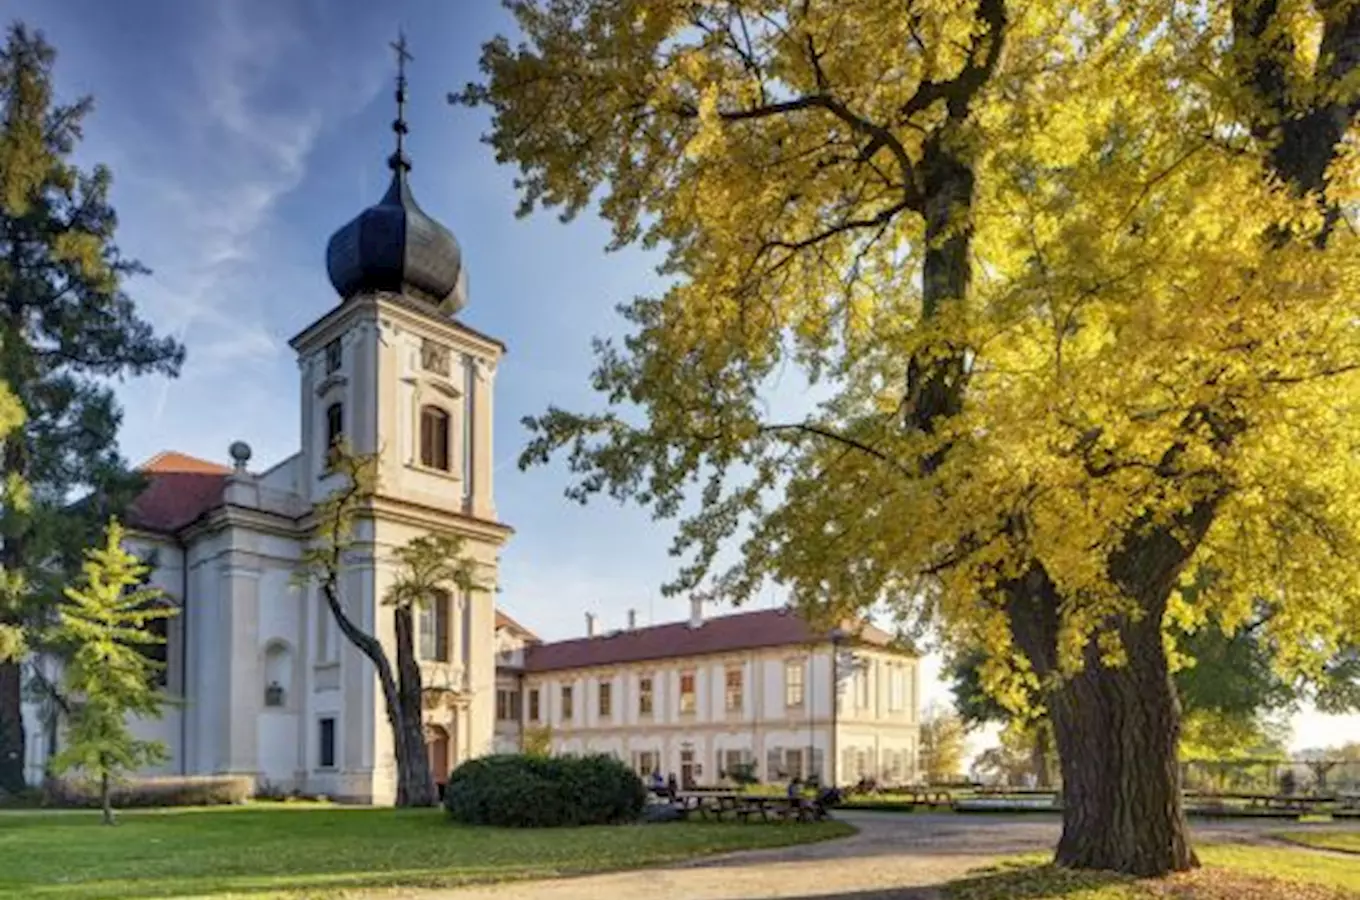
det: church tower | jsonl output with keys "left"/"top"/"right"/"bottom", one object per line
{"left": 288, "top": 35, "right": 511, "bottom": 804}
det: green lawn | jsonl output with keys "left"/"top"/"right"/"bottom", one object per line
{"left": 0, "top": 804, "right": 855, "bottom": 899}
{"left": 1275, "top": 831, "right": 1360, "bottom": 854}
{"left": 944, "top": 844, "right": 1360, "bottom": 899}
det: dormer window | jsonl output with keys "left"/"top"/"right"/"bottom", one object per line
{"left": 326, "top": 402, "right": 344, "bottom": 449}
{"left": 420, "top": 405, "right": 451, "bottom": 471}
{"left": 324, "top": 339, "right": 342, "bottom": 374}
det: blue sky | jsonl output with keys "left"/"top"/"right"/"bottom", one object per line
{"left": 8, "top": 0, "right": 1356, "bottom": 754}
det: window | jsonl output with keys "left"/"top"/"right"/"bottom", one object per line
{"left": 785, "top": 660, "right": 805, "bottom": 708}
{"left": 419, "top": 405, "right": 451, "bottom": 471}
{"left": 722, "top": 749, "right": 748, "bottom": 778}
{"left": 598, "top": 681, "right": 612, "bottom": 718}
{"left": 497, "top": 689, "right": 521, "bottom": 722}
{"left": 560, "top": 684, "right": 574, "bottom": 722}
{"left": 325, "top": 402, "right": 344, "bottom": 449}
{"left": 638, "top": 676, "right": 654, "bottom": 716}
{"left": 724, "top": 668, "right": 743, "bottom": 712}
{"left": 324, "top": 339, "right": 342, "bottom": 374}
{"left": 418, "top": 590, "right": 450, "bottom": 662}
{"left": 888, "top": 664, "right": 903, "bottom": 711}
{"left": 528, "top": 688, "right": 541, "bottom": 722}
{"left": 679, "top": 672, "right": 696, "bottom": 714}
{"left": 318, "top": 717, "right": 336, "bottom": 769}
{"left": 143, "top": 614, "right": 169, "bottom": 688}
{"left": 633, "top": 749, "right": 660, "bottom": 776}
{"left": 855, "top": 667, "right": 870, "bottom": 709}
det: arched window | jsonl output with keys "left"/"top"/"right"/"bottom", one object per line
{"left": 420, "top": 404, "right": 451, "bottom": 471}
{"left": 325, "top": 402, "right": 344, "bottom": 448}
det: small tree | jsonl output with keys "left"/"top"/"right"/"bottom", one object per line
{"left": 48, "top": 519, "right": 176, "bottom": 823}
{"left": 918, "top": 704, "right": 967, "bottom": 785}
{"left": 297, "top": 442, "right": 486, "bottom": 807}
{"left": 522, "top": 725, "right": 553, "bottom": 757}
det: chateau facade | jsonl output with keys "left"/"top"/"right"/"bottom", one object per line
{"left": 494, "top": 602, "right": 922, "bottom": 787}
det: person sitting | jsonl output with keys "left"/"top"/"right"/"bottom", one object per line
{"left": 666, "top": 772, "right": 679, "bottom": 800}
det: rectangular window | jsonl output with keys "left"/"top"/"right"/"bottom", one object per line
{"left": 634, "top": 749, "right": 660, "bottom": 777}
{"left": 325, "top": 402, "right": 344, "bottom": 448}
{"left": 785, "top": 660, "right": 805, "bottom": 708}
{"left": 855, "top": 667, "right": 870, "bottom": 709}
{"left": 496, "top": 689, "right": 521, "bottom": 722}
{"left": 318, "top": 717, "right": 336, "bottom": 769}
{"left": 528, "top": 688, "right": 540, "bottom": 722}
{"left": 888, "top": 665, "right": 903, "bottom": 711}
{"left": 420, "top": 405, "right": 451, "bottom": 471}
{"left": 638, "top": 676, "right": 654, "bottom": 716}
{"left": 561, "top": 684, "right": 574, "bottom": 722}
{"left": 724, "top": 667, "right": 743, "bottom": 712}
{"left": 679, "top": 671, "right": 696, "bottom": 714}
{"left": 419, "top": 591, "right": 450, "bottom": 662}
{"left": 722, "top": 749, "right": 747, "bottom": 777}
{"left": 324, "top": 339, "right": 342, "bottom": 374}
{"left": 598, "top": 681, "right": 612, "bottom": 718}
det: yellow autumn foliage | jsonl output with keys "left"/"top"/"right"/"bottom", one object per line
{"left": 463, "top": 0, "right": 1360, "bottom": 715}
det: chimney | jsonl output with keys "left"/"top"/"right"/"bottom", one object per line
{"left": 585, "top": 612, "right": 597, "bottom": 638}
{"left": 627, "top": 608, "right": 637, "bottom": 630}
{"left": 689, "top": 596, "right": 703, "bottom": 629}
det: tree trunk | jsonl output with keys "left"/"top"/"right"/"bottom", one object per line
{"left": 1047, "top": 629, "right": 1196, "bottom": 874}
{"left": 393, "top": 605, "right": 437, "bottom": 807}
{"left": 321, "top": 582, "right": 427, "bottom": 807}
{"left": 0, "top": 661, "right": 23, "bottom": 794}
{"left": 99, "top": 768, "right": 113, "bottom": 825}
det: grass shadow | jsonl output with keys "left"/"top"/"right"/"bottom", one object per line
{"left": 942, "top": 861, "right": 1136, "bottom": 900}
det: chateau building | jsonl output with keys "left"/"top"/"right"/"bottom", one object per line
{"left": 20, "top": 50, "right": 511, "bottom": 804}
{"left": 19, "top": 48, "right": 922, "bottom": 801}
{"left": 493, "top": 602, "right": 922, "bottom": 787}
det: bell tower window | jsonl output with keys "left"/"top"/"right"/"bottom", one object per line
{"left": 324, "top": 339, "right": 342, "bottom": 374}
{"left": 420, "top": 405, "right": 451, "bottom": 471}
{"left": 325, "top": 402, "right": 344, "bottom": 448}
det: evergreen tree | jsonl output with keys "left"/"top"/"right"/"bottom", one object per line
{"left": 48, "top": 519, "right": 177, "bottom": 824}
{"left": 0, "top": 23, "right": 184, "bottom": 792}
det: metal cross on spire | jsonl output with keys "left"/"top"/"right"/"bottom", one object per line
{"left": 388, "top": 31, "right": 413, "bottom": 176}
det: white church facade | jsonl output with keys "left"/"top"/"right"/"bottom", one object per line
{"left": 21, "top": 54, "right": 512, "bottom": 805}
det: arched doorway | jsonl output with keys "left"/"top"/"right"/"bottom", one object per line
{"left": 425, "top": 725, "right": 451, "bottom": 795}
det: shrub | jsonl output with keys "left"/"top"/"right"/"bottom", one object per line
{"left": 44, "top": 774, "right": 254, "bottom": 808}
{"left": 444, "top": 753, "right": 646, "bottom": 827}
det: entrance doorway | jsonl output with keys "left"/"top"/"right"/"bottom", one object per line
{"left": 680, "top": 747, "right": 695, "bottom": 788}
{"left": 426, "top": 725, "right": 451, "bottom": 788}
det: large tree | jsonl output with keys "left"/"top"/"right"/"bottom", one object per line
{"left": 458, "top": 0, "right": 1360, "bottom": 876}
{"left": 0, "top": 24, "right": 184, "bottom": 793}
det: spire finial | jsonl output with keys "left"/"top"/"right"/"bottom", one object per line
{"left": 389, "top": 31, "right": 413, "bottom": 176}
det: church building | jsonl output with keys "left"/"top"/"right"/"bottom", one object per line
{"left": 21, "top": 45, "right": 512, "bottom": 804}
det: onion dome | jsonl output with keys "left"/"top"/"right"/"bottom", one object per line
{"left": 325, "top": 34, "right": 466, "bottom": 313}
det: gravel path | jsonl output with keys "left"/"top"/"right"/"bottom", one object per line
{"left": 401, "top": 812, "right": 1360, "bottom": 900}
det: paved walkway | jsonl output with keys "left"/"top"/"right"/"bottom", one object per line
{"left": 405, "top": 812, "right": 1360, "bottom": 900}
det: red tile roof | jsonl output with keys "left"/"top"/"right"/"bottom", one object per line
{"left": 496, "top": 609, "right": 539, "bottom": 642}
{"left": 125, "top": 451, "right": 231, "bottom": 534}
{"left": 522, "top": 607, "right": 906, "bottom": 673}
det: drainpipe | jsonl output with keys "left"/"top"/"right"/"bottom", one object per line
{"left": 179, "top": 535, "right": 189, "bottom": 775}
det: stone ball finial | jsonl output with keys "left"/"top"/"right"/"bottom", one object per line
{"left": 228, "top": 441, "right": 252, "bottom": 472}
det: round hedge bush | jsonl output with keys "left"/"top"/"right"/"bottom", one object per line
{"left": 444, "top": 753, "right": 647, "bottom": 827}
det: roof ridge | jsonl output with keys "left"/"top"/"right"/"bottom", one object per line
{"left": 137, "top": 450, "right": 233, "bottom": 475}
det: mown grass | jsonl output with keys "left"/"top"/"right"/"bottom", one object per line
{"left": 0, "top": 804, "right": 854, "bottom": 899}
{"left": 1275, "top": 830, "right": 1360, "bottom": 854}
{"left": 944, "top": 844, "right": 1360, "bottom": 900}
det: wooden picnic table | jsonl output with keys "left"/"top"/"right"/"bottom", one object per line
{"left": 673, "top": 791, "right": 826, "bottom": 823}
{"left": 1187, "top": 791, "right": 1338, "bottom": 813}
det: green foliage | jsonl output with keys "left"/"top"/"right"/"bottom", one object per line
{"left": 0, "top": 21, "right": 184, "bottom": 791}
{"left": 47, "top": 519, "right": 177, "bottom": 820}
{"left": 444, "top": 753, "right": 647, "bottom": 828}
{"left": 44, "top": 774, "right": 253, "bottom": 809}
{"left": 725, "top": 761, "right": 759, "bottom": 786}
